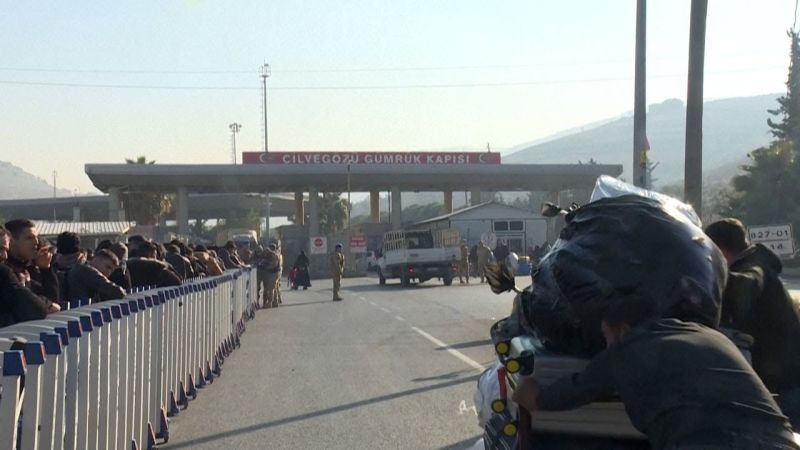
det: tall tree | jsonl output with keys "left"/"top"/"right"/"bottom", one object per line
{"left": 121, "top": 156, "right": 172, "bottom": 225}
{"left": 319, "top": 192, "right": 349, "bottom": 234}
{"left": 725, "top": 31, "right": 800, "bottom": 233}
{"left": 768, "top": 31, "right": 800, "bottom": 145}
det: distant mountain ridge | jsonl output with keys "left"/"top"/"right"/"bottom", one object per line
{"left": 505, "top": 94, "right": 780, "bottom": 184}
{"left": 0, "top": 161, "right": 73, "bottom": 200}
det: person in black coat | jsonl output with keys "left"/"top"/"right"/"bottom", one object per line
{"left": 0, "top": 263, "right": 49, "bottom": 327}
{"left": 293, "top": 250, "right": 311, "bottom": 290}
{"left": 67, "top": 249, "right": 126, "bottom": 303}
{"left": 107, "top": 242, "right": 132, "bottom": 291}
{"left": 127, "top": 240, "right": 182, "bottom": 290}
{"left": 706, "top": 218, "right": 800, "bottom": 425}
{"left": 3, "top": 220, "right": 60, "bottom": 312}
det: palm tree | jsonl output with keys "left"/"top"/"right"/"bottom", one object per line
{"left": 121, "top": 156, "right": 171, "bottom": 225}
{"left": 125, "top": 155, "right": 156, "bottom": 165}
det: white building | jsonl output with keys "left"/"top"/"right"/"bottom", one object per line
{"left": 411, "top": 202, "right": 548, "bottom": 254}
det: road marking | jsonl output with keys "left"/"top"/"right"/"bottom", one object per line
{"left": 411, "top": 326, "right": 485, "bottom": 371}
{"left": 379, "top": 307, "right": 391, "bottom": 313}
{"left": 395, "top": 315, "right": 406, "bottom": 322}
{"left": 458, "top": 400, "right": 478, "bottom": 416}
{"left": 358, "top": 296, "right": 366, "bottom": 300}
{"left": 369, "top": 301, "right": 378, "bottom": 306}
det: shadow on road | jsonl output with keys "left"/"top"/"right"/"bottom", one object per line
{"left": 411, "top": 369, "right": 477, "bottom": 382}
{"left": 343, "top": 282, "right": 448, "bottom": 294}
{"left": 437, "top": 435, "right": 482, "bottom": 450}
{"left": 273, "top": 300, "right": 334, "bottom": 308}
{"left": 165, "top": 376, "right": 476, "bottom": 449}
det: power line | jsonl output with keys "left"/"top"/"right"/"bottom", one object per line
{"left": 0, "top": 66, "right": 784, "bottom": 92}
{"left": 0, "top": 55, "right": 785, "bottom": 76}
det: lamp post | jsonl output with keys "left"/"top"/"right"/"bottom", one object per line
{"left": 260, "top": 63, "right": 271, "bottom": 153}
{"left": 229, "top": 123, "right": 242, "bottom": 164}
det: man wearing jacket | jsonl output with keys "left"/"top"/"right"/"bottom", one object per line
{"left": 0, "top": 263, "right": 49, "bottom": 327}
{"left": 127, "top": 240, "right": 182, "bottom": 289}
{"left": 706, "top": 218, "right": 800, "bottom": 425}
{"left": 67, "top": 249, "right": 126, "bottom": 303}
{"left": 3, "top": 219, "right": 60, "bottom": 313}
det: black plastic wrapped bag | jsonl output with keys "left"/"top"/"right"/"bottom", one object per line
{"left": 526, "top": 194, "right": 727, "bottom": 356}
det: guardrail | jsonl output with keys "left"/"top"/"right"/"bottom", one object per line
{"left": 0, "top": 267, "right": 258, "bottom": 450}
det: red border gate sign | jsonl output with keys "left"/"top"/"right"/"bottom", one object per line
{"left": 349, "top": 234, "right": 367, "bottom": 253}
{"left": 241, "top": 151, "right": 501, "bottom": 165}
{"left": 310, "top": 236, "right": 327, "bottom": 255}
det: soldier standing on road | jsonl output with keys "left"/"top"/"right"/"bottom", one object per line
{"left": 260, "top": 243, "right": 280, "bottom": 308}
{"left": 477, "top": 241, "right": 492, "bottom": 284}
{"left": 459, "top": 240, "right": 470, "bottom": 284}
{"left": 330, "top": 243, "right": 345, "bottom": 301}
{"left": 274, "top": 240, "right": 284, "bottom": 305}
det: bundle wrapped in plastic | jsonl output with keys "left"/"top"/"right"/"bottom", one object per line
{"left": 520, "top": 190, "right": 727, "bottom": 356}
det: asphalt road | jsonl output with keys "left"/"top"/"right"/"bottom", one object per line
{"left": 162, "top": 274, "right": 523, "bottom": 450}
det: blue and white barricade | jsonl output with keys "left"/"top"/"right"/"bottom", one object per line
{"left": 0, "top": 267, "right": 258, "bottom": 450}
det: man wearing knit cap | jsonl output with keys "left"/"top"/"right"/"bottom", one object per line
{"left": 54, "top": 232, "right": 85, "bottom": 272}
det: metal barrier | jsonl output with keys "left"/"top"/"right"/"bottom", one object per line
{"left": 0, "top": 267, "right": 258, "bottom": 450}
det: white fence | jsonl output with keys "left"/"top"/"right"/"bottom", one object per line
{"left": 0, "top": 267, "right": 258, "bottom": 450}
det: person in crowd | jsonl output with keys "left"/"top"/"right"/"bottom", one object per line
{"left": 67, "top": 249, "right": 125, "bottom": 303}
{"left": 177, "top": 243, "right": 199, "bottom": 278}
{"left": 127, "top": 240, "right": 182, "bottom": 289}
{"left": 53, "top": 231, "right": 86, "bottom": 302}
{"left": 705, "top": 218, "right": 800, "bottom": 424}
{"left": 330, "top": 243, "right": 345, "bottom": 302}
{"left": 217, "top": 244, "right": 240, "bottom": 270}
{"left": 165, "top": 244, "right": 192, "bottom": 281}
{"left": 127, "top": 235, "right": 146, "bottom": 256}
{"left": 208, "top": 248, "right": 225, "bottom": 271}
{"left": 238, "top": 245, "right": 253, "bottom": 264}
{"left": 193, "top": 245, "right": 221, "bottom": 276}
{"left": 53, "top": 232, "right": 85, "bottom": 273}
{"left": 82, "top": 248, "right": 94, "bottom": 261}
{"left": 458, "top": 240, "right": 470, "bottom": 284}
{"left": 96, "top": 239, "right": 112, "bottom": 249}
{"left": 0, "top": 261, "right": 50, "bottom": 327}
{"left": 0, "top": 226, "right": 10, "bottom": 264}
{"left": 108, "top": 242, "right": 132, "bottom": 291}
{"left": 513, "top": 297, "right": 798, "bottom": 450}
{"left": 476, "top": 241, "right": 492, "bottom": 284}
{"left": 292, "top": 250, "right": 311, "bottom": 290}
{"left": 494, "top": 239, "right": 510, "bottom": 264}
{"left": 3, "top": 220, "right": 60, "bottom": 312}
{"left": 469, "top": 244, "right": 479, "bottom": 277}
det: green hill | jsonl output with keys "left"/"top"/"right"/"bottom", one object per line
{"left": 505, "top": 94, "right": 779, "bottom": 185}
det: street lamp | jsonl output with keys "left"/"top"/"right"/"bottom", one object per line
{"left": 229, "top": 123, "right": 242, "bottom": 164}
{"left": 260, "top": 63, "right": 271, "bottom": 153}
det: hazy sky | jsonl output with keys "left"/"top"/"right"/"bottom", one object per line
{"left": 0, "top": 1, "right": 795, "bottom": 194}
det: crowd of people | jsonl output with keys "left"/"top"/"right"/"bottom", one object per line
{"left": 0, "top": 218, "right": 256, "bottom": 328}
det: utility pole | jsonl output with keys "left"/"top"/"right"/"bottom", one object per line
{"left": 685, "top": 0, "right": 708, "bottom": 213}
{"left": 229, "top": 123, "right": 242, "bottom": 164}
{"left": 260, "top": 63, "right": 271, "bottom": 153}
{"left": 346, "top": 164, "right": 352, "bottom": 230}
{"left": 52, "top": 170, "right": 57, "bottom": 221}
{"left": 633, "top": 0, "right": 647, "bottom": 188}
